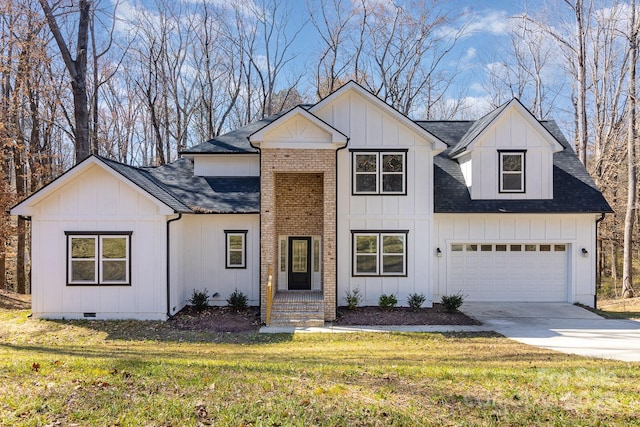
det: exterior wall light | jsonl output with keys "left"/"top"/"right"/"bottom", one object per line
{"left": 581, "top": 248, "right": 589, "bottom": 257}
{"left": 436, "top": 248, "right": 442, "bottom": 257}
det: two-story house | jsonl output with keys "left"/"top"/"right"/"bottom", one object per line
{"left": 10, "top": 81, "right": 612, "bottom": 324}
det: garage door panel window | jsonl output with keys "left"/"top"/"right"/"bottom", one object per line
{"left": 66, "top": 232, "right": 132, "bottom": 286}
{"left": 353, "top": 231, "right": 407, "bottom": 276}
{"left": 452, "top": 243, "right": 569, "bottom": 253}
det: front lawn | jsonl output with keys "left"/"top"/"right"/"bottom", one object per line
{"left": 1, "top": 309, "right": 639, "bottom": 426}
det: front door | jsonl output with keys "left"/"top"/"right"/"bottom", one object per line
{"left": 288, "top": 237, "right": 311, "bottom": 290}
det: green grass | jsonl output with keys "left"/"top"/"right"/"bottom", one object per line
{"left": 1, "top": 309, "right": 640, "bottom": 426}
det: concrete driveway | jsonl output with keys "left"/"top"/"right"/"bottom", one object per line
{"left": 461, "top": 302, "right": 640, "bottom": 362}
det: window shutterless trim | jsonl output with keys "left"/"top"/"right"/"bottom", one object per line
{"left": 498, "top": 150, "right": 526, "bottom": 193}
{"left": 224, "top": 230, "right": 248, "bottom": 269}
{"left": 351, "top": 149, "right": 408, "bottom": 196}
{"left": 351, "top": 230, "right": 409, "bottom": 277}
{"left": 65, "top": 231, "right": 132, "bottom": 286}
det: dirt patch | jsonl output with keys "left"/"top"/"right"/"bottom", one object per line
{"left": 334, "top": 305, "right": 480, "bottom": 326}
{"left": 170, "top": 306, "right": 262, "bottom": 333}
{"left": 0, "top": 289, "right": 31, "bottom": 310}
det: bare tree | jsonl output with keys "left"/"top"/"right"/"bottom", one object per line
{"left": 38, "top": 0, "right": 91, "bottom": 163}
{"left": 622, "top": 0, "right": 639, "bottom": 298}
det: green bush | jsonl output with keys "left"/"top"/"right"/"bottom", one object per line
{"left": 189, "top": 289, "right": 210, "bottom": 311}
{"left": 441, "top": 292, "right": 465, "bottom": 312}
{"left": 378, "top": 293, "right": 398, "bottom": 310}
{"left": 227, "top": 289, "right": 249, "bottom": 310}
{"left": 407, "top": 293, "right": 426, "bottom": 310}
{"left": 344, "top": 287, "right": 362, "bottom": 310}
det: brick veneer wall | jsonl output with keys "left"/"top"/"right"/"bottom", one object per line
{"left": 260, "top": 148, "right": 337, "bottom": 321}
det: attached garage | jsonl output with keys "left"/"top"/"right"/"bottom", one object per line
{"left": 447, "top": 243, "right": 569, "bottom": 302}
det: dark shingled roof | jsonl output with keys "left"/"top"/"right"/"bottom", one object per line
{"left": 97, "top": 156, "right": 192, "bottom": 213}
{"left": 417, "top": 120, "right": 613, "bottom": 214}
{"left": 181, "top": 112, "right": 287, "bottom": 154}
{"left": 145, "top": 158, "right": 259, "bottom": 213}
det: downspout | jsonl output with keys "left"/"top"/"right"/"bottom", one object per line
{"left": 594, "top": 212, "right": 606, "bottom": 309}
{"left": 166, "top": 213, "right": 183, "bottom": 319}
{"left": 335, "top": 139, "right": 350, "bottom": 317}
{"left": 248, "top": 139, "right": 262, "bottom": 317}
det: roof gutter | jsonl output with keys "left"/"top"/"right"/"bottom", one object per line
{"left": 594, "top": 212, "right": 606, "bottom": 309}
{"left": 166, "top": 213, "right": 183, "bottom": 319}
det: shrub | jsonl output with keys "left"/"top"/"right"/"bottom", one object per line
{"left": 407, "top": 293, "right": 426, "bottom": 310}
{"left": 378, "top": 293, "right": 398, "bottom": 310}
{"left": 344, "top": 287, "right": 362, "bottom": 310}
{"left": 227, "top": 289, "right": 249, "bottom": 310}
{"left": 189, "top": 289, "right": 210, "bottom": 311}
{"left": 441, "top": 292, "right": 465, "bottom": 312}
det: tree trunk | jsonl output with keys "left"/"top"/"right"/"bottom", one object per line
{"left": 622, "top": 0, "right": 637, "bottom": 299}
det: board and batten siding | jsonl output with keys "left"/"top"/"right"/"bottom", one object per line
{"left": 176, "top": 214, "right": 260, "bottom": 308}
{"left": 313, "top": 88, "right": 436, "bottom": 307}
{"left": 27, "top": 164, "right": 170, "bottom": 320}
{"left": 469, "top": 109, "right": 554, "bottom": 200}
{"left": 433, "top": 213, "right": 598, "bottom": 306}
{"left": 192, "top": 154, "right": 260, "bottom": 177}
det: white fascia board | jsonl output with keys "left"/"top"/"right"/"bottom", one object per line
{"left": 310, "top": 80, "right": 448, "bottom": 153}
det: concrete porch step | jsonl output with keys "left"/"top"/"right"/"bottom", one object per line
{"left": 269, "top": 291, "right": 325, "bottom": 327}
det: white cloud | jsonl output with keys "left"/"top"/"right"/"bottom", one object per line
{"left": 438, "top": 9, "right": 512, "bottom": 40}
{"left": 465, "top": 47, "right": 477, "bottom": 60}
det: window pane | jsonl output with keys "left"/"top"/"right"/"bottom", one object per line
{"left": 451, "top": 244, "right": 463, "bottom": 252}
{"left": 291, "top": 240, "right": 308, "bottom": 273}
{"left": 554, "top": 244, "right": 566, "bottom": 252}
{"left": 540, "top": 244, "right": 551, "bottom": 252}
{"left": 481, "top": 244, "right": 492, "bottom": 252}
{"left": 496, "top": 244, "right": 507, "bottom": 251}
{"left": 356, "top": 235, "right": 377, "bottom": 253}
{"left": 72, "top": 238, "right": 95, "bottom": 258}
{"left": 229, "top": 235, "right": 243, "bottom": 250}
{"left": 502, "top": 155, "right": 522, "bottom": 171}
{"left": 381, "top": 154, "right": 403, "bottom": 172}
{"left": 510, "top": 245, "right": 521, "bottom": 251}
{"left": 382, "top": 235, "right": 404, "bottom": 254}
{"left": 382, "top": 174, "right": 403, "bottom": 192}
{"left": 525, "top": 244, "right": 537, "bottom": 251}
{"left": 356, "top": 255, "right": 377, "bottom": 274}
{"left": 356, "top": 174, "right": 377, "bottom": 192}
{"left": 466, "top": 244, "right": 477, "bottom": 251}
{"left": 72, "top": 260, "right": 96, "bottom": 281}
{"left": 103, "top": 260, "right": 126, "bottom": 281}
{"left": 229, "top": 251, "right": 243, "bottom": 265}
{"left": 313, "top": 240, "right": 319, "bottom": 272}
{"left": 382, "top": 255, "right": 404, "bottom": 273}
{"left": 356, "top": 154, "right": 377, "bottom": 172}
{"left": 503, "top": 173, "right": 522, "bottom": 190}
{"left": 102, "top": 237, "right": 126, "bottom": 258}
{"left": 280, "top": 240, "right": 286, "bottom": 272}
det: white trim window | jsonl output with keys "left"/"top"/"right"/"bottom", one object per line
{"left": 499, "top": 151, "right": 526, "bottom": 193}
{"left": 353, "top": 151, "right": 406, "bottom": 194}
{"left": 352, "top": 231, "right": 407, "bottom": 276}
{"left": 225, "top": 230, "right": 247, "bottom": 269}
{"left": 67, "top": 232, "right": 131, "bottom": 286}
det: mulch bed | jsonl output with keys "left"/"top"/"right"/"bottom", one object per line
{"left": 334, "top": 304, "right": 480, "bottom": 326}
{"left": 169, "top": 303, "right": 479, "bottom": 333}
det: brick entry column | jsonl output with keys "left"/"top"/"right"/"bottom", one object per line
{"left": 260, "top": 148, "right": 337, "bottom": 322}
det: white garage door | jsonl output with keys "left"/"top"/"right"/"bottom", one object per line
{"left": 448, "top": 243, "right": 569, "bottom": 302}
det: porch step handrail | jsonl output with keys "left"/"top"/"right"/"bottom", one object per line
{"left": 265, "top": 265, "right": 274, "bottom": 326}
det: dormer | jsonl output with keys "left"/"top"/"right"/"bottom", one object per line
{"left": 450, "top": 99, "right": 563, "bottom": 200}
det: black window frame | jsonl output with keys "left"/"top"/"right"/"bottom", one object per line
{"left": 351, "top": 149, "right": 408, "bottom": 195}
{"left": 225, "top": 230, "right": 248, "bottom": 269}
{"left": 498, "top": 150, "right": 526, "bottom": 193}
{"left": 351, "top": 230, "right": 409, "bottom": 277}
{"left": 65, "top": 231, "right": 132, "bottom": 286}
